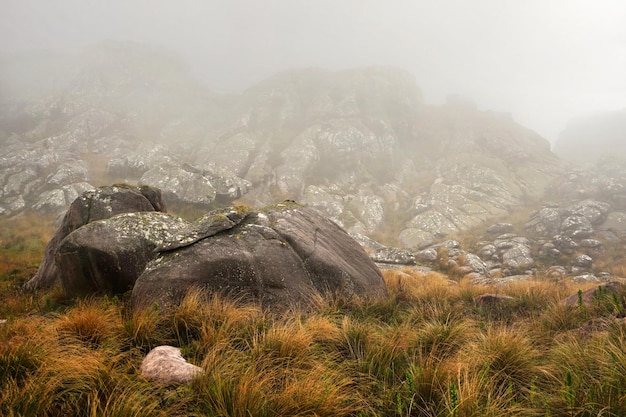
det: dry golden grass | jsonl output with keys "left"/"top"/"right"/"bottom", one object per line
{"left": 56, "top": 298, "right": 121, "bottom": 346}
{"left": 4, "top": 262, "right": 626, "bottom": 415}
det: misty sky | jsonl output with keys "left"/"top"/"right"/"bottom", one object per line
{"left": 1, "top": 0, "right": 625, "bottom": 143}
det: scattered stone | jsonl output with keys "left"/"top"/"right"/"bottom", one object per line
{"left": 553, "top": 235, "right": 578, "bottom": 251}
{"left": 494, "top": 274, "right": 533, "bottom": 284}
{"left": 478, "top": 244, "right": 497, "bottom": 260}
{"left": 501, "top": 245, "right": 534, "bottom": 271}
{"left": 415, "top": 248, "right": 438, "bottom": 263}
{"left": 462, "top": 272, "right": 484, "bottom": 281}
{"left": 524, "top": 207, "right": 561, "bottom": 237}
{"left": 461, "top": 253, "right": 490, "bottom": 276}
{"left": 565, "top": 200, "right": 610, "bottom": 225}
{"left": 370, "top": 247, "right": 415, "bottom": 265}
{"left": 573, "top": 274, "right": 599, "bottom": 283}
{"left": 579, "top": 239, "right": 603, "bottom": 249}
{"left": 573, "top": 254, "right": 593, "bottom": 268}
{"left": 561, "top": 215, "right": 594, "bottom": 239}
{"left": 140, "top": 346, "right": 204, "bottom": 386}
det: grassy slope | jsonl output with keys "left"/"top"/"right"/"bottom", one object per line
{"left": 2, "top": 217, "right": 626, "bottom": 416}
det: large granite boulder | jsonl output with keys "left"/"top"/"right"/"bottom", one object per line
{"left": 56, "top": 212, "right": 188, "bottom": 296}
{"left": 24, "top": 185, "right": 166, "bottom": 290}
{"left": 131, "top": 202, "right": 387, "bottom": 310}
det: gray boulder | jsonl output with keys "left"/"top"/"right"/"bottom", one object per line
{"left": 553, "top": 234, "right": 579, "bottom": 251}
{"left": 415, "top": 248, "right": 438, "bottom": 263}
{"left": 139, "top": 163, "right": 217, "bottom": 206}
{"left": 478, "top": 244, "right": 498, "bottom": 260}
{"left": 564, "top": 200, "right": 610, "bottom": 225}
{"left": 106, "top": 143, "right": 172, "bottom": 178}
{"left": 56, "top": 212, "right": 188, "bottom": 296}
{"left": 493, "top": 234, "right": 534, "bottom": 272}
{"left": 24, "top": 185, "right": 166, "bottom": 290}
{"left": 462, "top": 253, "right": 490, "bottom": 276}
{"left": 131, "top": 203, "right": 387, "bottom": 310}
{"left": 31, "top": 182, "right": 96, "bottom": 215}
{"left": 140, "top": 345, "right": 204, "bottom": 386}
{"left": 370, "top": 247, "right": 415, "bottom": 265}
{"left": 502, "top": 245, "right": 534, "bottom": 271}
{"left": 561, "top": 215, "right": 594, "bottom": 239}
{"left": 579, "top": 239, "right": 603, "bottom": 250}
{"left": 524, "top": 207, "right": 561, "bottom": 237}
{"left": 45, "top": 160, "right": 89, "bottom": 186}
{"left": 573, "top": 254, "right": 593, "bottom": 269}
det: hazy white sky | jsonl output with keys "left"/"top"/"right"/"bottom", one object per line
{"left": 1, "top": 0, "right": 625, "bottom": 143}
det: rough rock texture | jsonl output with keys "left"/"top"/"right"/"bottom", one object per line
{"left": 131, "top": 203, "right": 387, "bottom": 310}
{"left": 140, "top": 346, "right": 204, "bottom": 386}
{"left": 524, "top": 207, "right": 561, "bottom": 237}
{"left": 1, "top": 44, "right": 566, "bottom": 249}
{"left": 57, "top": 211, "right": 188, "bottom": 296}
{"left": 24, "top": 185, "right": 165, "bottom": 290}
{"left": 370, "top": 247, "right": 416, "bottom": 265}
{"left": 6, "top": 43, "right": 626, "bottom": 284}
{"left": 139, "top": 163, "right": 217, "bottom": 207}
{"left": 494, "top": 234, "right": 534, "bottom": 272}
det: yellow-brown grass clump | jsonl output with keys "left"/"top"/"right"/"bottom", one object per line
{"left": 4, "top": 258, "right": 626, "bottom": 415}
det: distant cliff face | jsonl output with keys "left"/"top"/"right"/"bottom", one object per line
{"left": 0, "top": 42, "right": 565, "bottom": 246}
{"left": 554, "top": 109, "right": 626, "bottom": 163}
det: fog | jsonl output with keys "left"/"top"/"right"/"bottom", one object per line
{"left": 1, "top": 0, "right": 625, "bottom": 143}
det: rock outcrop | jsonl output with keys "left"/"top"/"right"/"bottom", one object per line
{"left": 1, "top": 43, "right": 566, "bottom": 248}
{"left": 5, "top": 44, "right": 625, "bottom": 286}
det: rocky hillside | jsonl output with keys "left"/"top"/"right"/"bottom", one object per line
{"left": 1, "top": 42, "right": 572, "bottom": 248}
